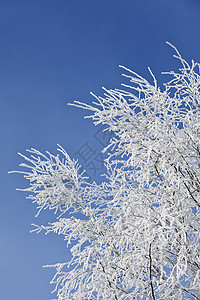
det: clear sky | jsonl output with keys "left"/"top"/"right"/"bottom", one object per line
{"left": 1, "top": 0, "right": 200, "bottom": 299}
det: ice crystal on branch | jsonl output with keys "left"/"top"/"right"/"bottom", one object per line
{"left": 12, "top": 44, "right": 200, "bottom": 299}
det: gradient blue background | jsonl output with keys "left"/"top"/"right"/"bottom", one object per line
{"left": 1, "top": 0, "right": 200, "bottom": 299}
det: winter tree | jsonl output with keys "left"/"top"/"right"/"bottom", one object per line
{"left": 11, "top": 43, "right": 200, "bottom": 299}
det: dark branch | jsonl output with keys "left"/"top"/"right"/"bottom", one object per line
{"left": 149, "top": 243, "right": 156, "bottom": 300}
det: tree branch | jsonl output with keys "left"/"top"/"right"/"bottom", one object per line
{"left": 149, "top": 243, "right": 156, "bottom": 300}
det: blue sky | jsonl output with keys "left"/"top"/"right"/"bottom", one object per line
{"left": 1, "top": 0, "right": 200, "bottom": 299}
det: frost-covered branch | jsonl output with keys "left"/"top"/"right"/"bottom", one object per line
{"left": 12, "top": 44, "right": 200, "bottom": 299}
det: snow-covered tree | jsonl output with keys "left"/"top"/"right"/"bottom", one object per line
{"left": 11, "top": 43, "right": 200, "bottom": 299}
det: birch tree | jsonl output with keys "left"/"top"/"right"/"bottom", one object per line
{"left": 11, "top": 43, "right": 200, "bottom": 299}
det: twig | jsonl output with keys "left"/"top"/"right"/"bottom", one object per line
{"left": 149, "top": 243, "right": 156, "bottom": 300}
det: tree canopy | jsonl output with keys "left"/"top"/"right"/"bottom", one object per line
{"left": 12, "top": 44, "right": 200, "bottom": 299}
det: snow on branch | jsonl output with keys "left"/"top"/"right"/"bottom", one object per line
{"left": 12, "top": 44, "right": 200, "bottom": 299}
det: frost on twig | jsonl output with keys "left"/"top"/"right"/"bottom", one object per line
{"left": 12, "top": 44, "right": 200, "bottom": 299}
